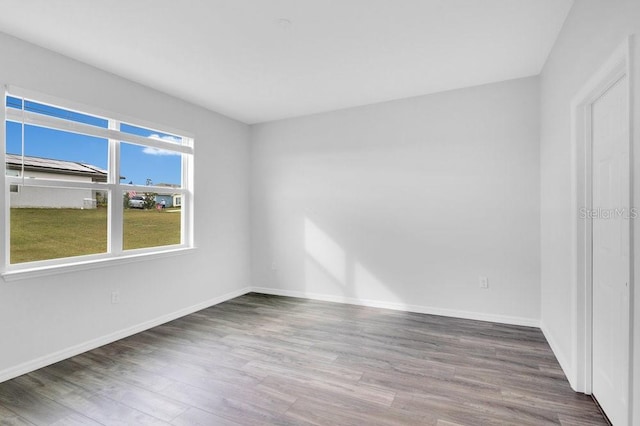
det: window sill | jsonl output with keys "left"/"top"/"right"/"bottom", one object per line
{"left": 1, "top": 247, "right": 196, "bottom": 282}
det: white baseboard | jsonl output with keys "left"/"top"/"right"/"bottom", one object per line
{"left": 540, "top": 321, "right": 577, "bottom": 391}
{"left": 249, "top": 287, "right": 540, "bottom": 328}
{"left": 0, "top": 286, "right": 251, "bottom": 384}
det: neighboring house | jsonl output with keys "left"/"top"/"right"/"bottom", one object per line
{"left": 155, "top": 194, "right": 173, "bottom": 208}
{"left": 6, "top": 154, "right": 107, "bottom": 209}
{"left": 154, "top": 183, "right": 180, "bottom": 208}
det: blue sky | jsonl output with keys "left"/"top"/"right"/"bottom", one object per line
{"left": 5, "top": 97, "right": 181, "bottom": 186}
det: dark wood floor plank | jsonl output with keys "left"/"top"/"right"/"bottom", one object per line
{"left": 254, "top": 369, "right": 396, "bottom": 408}
{"left": 393, "top": 391, "right": 559, "bottom": 426}
{"left": 55, "top": 392, "right": 169, "bottom": 425}
{"left": 71, "top": 350, "right": 178, "bottom": 393}
{"left": 0, "top": 292, "right": 607, "bottom": 425}
{"left": 158, "top": 381, "right": 295, "bottom": 425}
{"left": 331, "top": 346, "right": 457, "bottom": 380}
{"left": 95, "top": 380, "right": 189, "bottom": 422}
{"left": 0, "top": 404, "right": 36, "bottom": 426}
{"left": 170, "top": 406, "right": 242, "bottom": 426}
{"left": 0, "top": 380, "right": 100, "bottom": 426}
{"left": 18, "top": 367, "right": 173, "bottom": 425}
{"left": 501, "top": 388, "right": 604, "bottom": 417}
{"left": 283, "top": 396, "right": 433, "bottom": 426}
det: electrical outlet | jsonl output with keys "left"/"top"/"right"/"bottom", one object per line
{"left": 111, "top": 290, "right": 120, "bottom": 304}
{"left": 479, "top": 276, "right": 489, "bottom": 289}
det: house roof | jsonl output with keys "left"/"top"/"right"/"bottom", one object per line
{"left": 5, "top": 154, "right": 108, "bottom": 182}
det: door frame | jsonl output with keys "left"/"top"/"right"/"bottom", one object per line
{"left": 571, "top": 35, "right": 633, "bottom": 418}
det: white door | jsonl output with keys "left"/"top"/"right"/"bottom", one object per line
{"left": 591, "top": 75, "right": 630, "bottom": 425}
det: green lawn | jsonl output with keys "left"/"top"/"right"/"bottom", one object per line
{"left": 10, "top": 207, "right": 181, "bottom": 264}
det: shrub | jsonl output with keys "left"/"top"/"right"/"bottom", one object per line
{"left": 143, "top": 192, "right": 157, "bottom": 210}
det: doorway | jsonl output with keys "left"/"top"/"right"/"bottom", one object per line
{"left": 591, "top": 73, "right": 630, "bottom": 425}
{"left": 572, "top": 37, "right": 632, "bottom": 425}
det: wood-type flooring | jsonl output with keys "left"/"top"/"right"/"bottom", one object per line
{"left": 0, "top": 293, "right": 608, "bottom": 425}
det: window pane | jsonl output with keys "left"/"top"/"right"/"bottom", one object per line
{"left": 6, "top": 96, "right": 22, "bottom": 109}
{"left": 120, "top": 142, "right": 181, "bottom": 187}
{"left": 4, "top": 92, "right": 192, "bottom": 268}
{"left": 120, "top": 123, "right": 182, "bottom": 145}
{"left": 10, "top": 187, "right": 108, "bottom": 264}
{"left": 6, "top": 96, "right": 108, "bottom": 128}
{"left": 123, "top": 191, "right": 181, "bottom": 250}
{"left": 5, "top": 122, "right": 108, "bottom": 183}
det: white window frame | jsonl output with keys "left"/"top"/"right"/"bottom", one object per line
{"left": 1, "top": 86, "right": 195, "bottom": 281}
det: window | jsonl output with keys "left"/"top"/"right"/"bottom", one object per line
{"left": 2, "top": 88, "right": 194, "bottom": 274}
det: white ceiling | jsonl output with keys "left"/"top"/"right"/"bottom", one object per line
{"left": 0, "top": 0, "right": 573, "bottom": 124}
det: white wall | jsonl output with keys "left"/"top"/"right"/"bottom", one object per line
{"left": 251, "top": 77, "right": 541, "bottom": 325}
{"left": 539, "top": 0, "right": 640, "bottom": 420}
{"left": 0, "top": 32, "right": 251, "bottom": 380}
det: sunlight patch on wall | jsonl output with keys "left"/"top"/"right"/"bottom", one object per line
{"left": 354, "top": 262, "right": 402, "bottom": 304}
{"left": 304, "top": 218, "right": 346, "bottom": 285}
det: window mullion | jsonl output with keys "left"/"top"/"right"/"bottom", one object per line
{"left": 4, "top": 177, "right": 106, "bottom": 190}
{"left": 6, "top": 109, "right": 192, "bottom": 155}
{"left": 108, "top": 120, "right": 123, "bottom": 256}
{"left": 182, "top": 138, "right": 193, "bottom": 246}
{"left": 1, "top": 91, "right": 8, "bottom": 270}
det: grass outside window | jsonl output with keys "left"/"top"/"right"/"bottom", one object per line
{"left": 10, "top": 208, "right": 181, "bottom": 264}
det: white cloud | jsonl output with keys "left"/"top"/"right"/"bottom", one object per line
{"left": 142, "top": 134, "right": 182, "bottom": 155}
{"left": 142, "top": 146, "right": 181, "bottom": 156}
{"left": 148, "top": 133, "right": 181, "bottom": 143}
